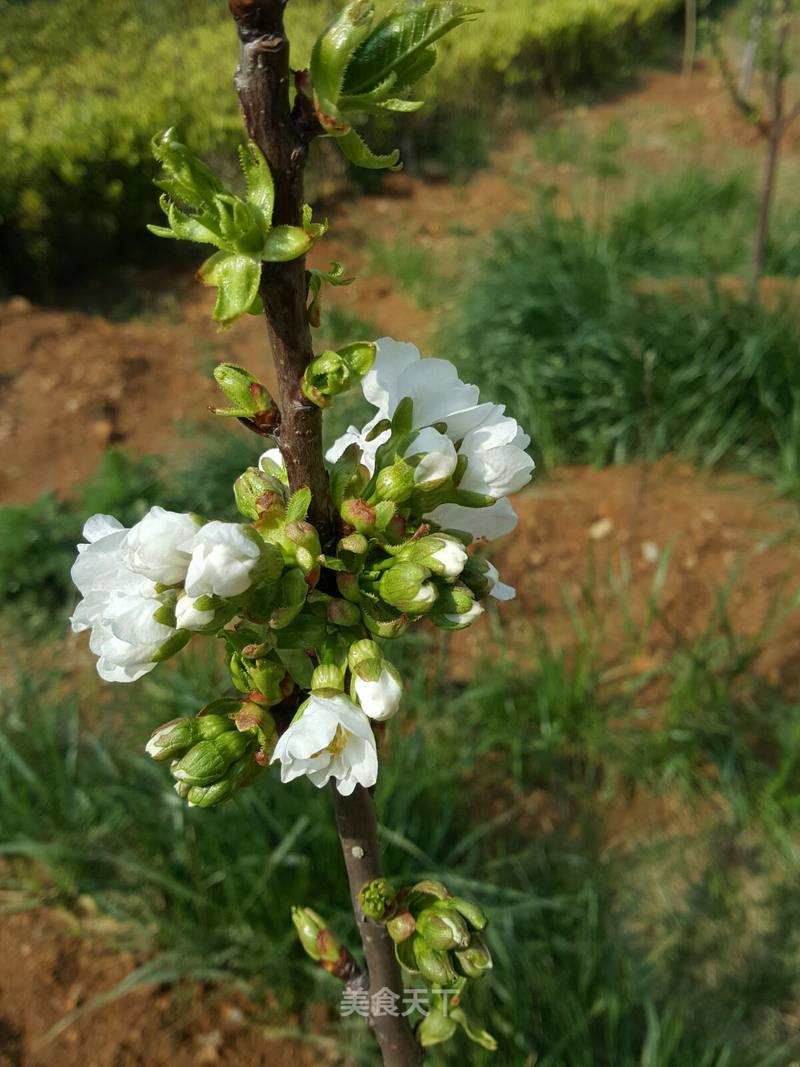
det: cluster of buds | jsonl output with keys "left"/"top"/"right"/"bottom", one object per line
{"left": 146, "top": 698, "right": 276, "bottom": 808}
{"left": 359, "top": 878, "right": 496, "bottom": 1050}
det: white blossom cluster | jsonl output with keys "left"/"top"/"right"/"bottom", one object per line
{"left": 71, "top": 340, "right": 533, "bottom": 797}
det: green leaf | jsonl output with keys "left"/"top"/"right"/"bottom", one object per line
{"left": 310, "top": 0, "right": 375, "bottom": 110}
{"left": 151, "top": 128, "right": 226, "bottom": 210}
{"left": 198, "top": 251, "right": 262, "bottom": 327}
{"left": 374, "top": 500, "right": 396, "bottom": 530}
{"left": 343, "top": 1, "right": 481, "bottom": 95}
{"left": 389, "top": 43, "right": 437, "bottom": 91}
{"left": 286, "top": 487, "right": 312, "bottom": 523}
{"left": 238, "top": 141, "right": 275, "bottom": 225}
{"left": 263, "top": 225, "right": 314, "bottom": 262}
{"left": 276, "top": 649, "right": 314, "bottom": 690}
{"left": 307, "top": 261, "right": 353, "bottom": 327}
{"left": 337, "top": 128, "right": 400, "bottom": 171}
{"left": 339, "top": 94, "right": 424, "bottom": 116}
{"left": 161, "top": 197, "right": 221, "bottom": 246}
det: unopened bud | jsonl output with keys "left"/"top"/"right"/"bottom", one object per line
{"left": 413, "top": 936, "right": 459, "bottom": 987}
{"left": 326, "top": 598, "right": 362, "bottom": 627}
{"left": 441, "top": 895, "right": 488, "bottom": 931}
{"left": 429, "top": 583, "right": 484, "bottom": 630}
{"left": 374, "top": 458, "right": 415, "bottom": 503}
{"left": 340, "top": 497, "right": 377, "bottom": 536}
{"left": 386, "top": 910, "right": 416, "bottom": 943}
{"left": 417, "top": 1006, "right": 457, "bottom": 1047}
{"left": 234, "top": 467, "right": 277, "bottom": 520}
{"left": 336, "top": 571, "right": 362, "bottom": 604}
{"left": 310, "top": 663, "right": 345, "bottom": 692}
{"left": 284, "top": 520, "right": 321, "bottom": 574}
{"left": 378, "top": 562, "right": 437, "bottom": 615}
{"left": 416, "top": 903, "right": 470, "bottom": 951}
{"left": 292, "top": 906, "right": 333, "bottom": 962}
{"left": 145, "top": 714, "right": 234, "bottom": 762}
{"left": 185, "top": 747, "right": 262, "bottom": 808}
{"left": 398, "top": 535, "right": 468, "bottom": 579}
{"left": 212, "top": 364, "right": 275, "bottom": 422}
{"left": 454, "top": 933, "right": 493, "bottom": 979}
{"left": 351, "top": 659, "right": 402, "bottom": 721}
{"left": 359, "top": 878, "right": 396, "bottom": 921}
{"left": 172, "top": 731, "right": 251, "bottom": 786}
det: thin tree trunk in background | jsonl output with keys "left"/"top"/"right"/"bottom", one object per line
{"left": 683, "top": 0, "right": 698, "bottom": 77}
{"left": 226, "top": 2, "right": 422, "bottom": 1064}
{"left": 752, "top": 0, "right": 789, "bottom": 284}
{"left": 740, "top": 0, "right": 768, "bottom": 97}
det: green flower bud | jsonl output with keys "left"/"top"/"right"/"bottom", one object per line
{"left": 292, "top": 905, "right": 336, "bottom": 962}
{"left": 145, "top": 714, "right": 234, "bottom": 762}
{"left": 185, "top": 746, "right": 262, "bottom": 808}
{"left": 172, "top": 731, "right": 252, "bottom": 787}
{"left": 429, "top": 582, "right": 483, "bottom": 631}
{"left": 336, "top": 571, "right": 362, "bottom": 604}
{"left": 359, "top": 878, "right": 396, "bottom": 921}
{"left": 151, "top": 628, "right": 192, "bottom": 663}
{"left": 378, "top": 562, "right": 437, "bottom": 615}
{"left": 326, "top": 598, "right": 362, "bottom": 627}
{"left": 416, "top": 904, "right": 470, "bottom": 951}
{"left": 284, "top": 520, "right": 322, "bottom": 575}
{"left": 212, "top": 363, "right": 274, "bottom": 419}
{"left": 440, "top": 895, "right": 488, "bottom": 932}
{"left": 417, "top": 1006, "right": 457, "bottom": 1047}
{"left": 310, "top": 663, "right": 345, "bottom": 692}
{"left": 234, "top": 468, "right": 280, "bottom": 521}
{"left": 454, "top": 933, "right": 493, "bottom": 979}
{"left": 374, "top": 458, "right": 415, "bottom": 503}
{"left": 347, "top": 639, "right": 381, "bottom": 671}
{"left": 413, "top": 935, "right": 459, "bottom": 987}
{"left": 398, "top": 535, "right": 468, "bottom": 580}
{"left": 460, "top": 554, "right": 493, "bottom": 600}
{"left": 301, "top": 344, "right": 375, "bottom": 409}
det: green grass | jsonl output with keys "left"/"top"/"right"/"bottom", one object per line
{"left": 442, "top": 175, "right": 800, "bottom": 492}
{"left": 3, "top": 571, "right": 800, "bottom": 1064}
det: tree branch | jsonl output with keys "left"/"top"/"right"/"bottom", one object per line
{"left": 228, "top": 0, "right": 332, "bottom": 543}
{"left": 330, "top": 784, "right": 424, "bottom": 1067}
{"left": 227, "top": 4, "right": 422, "bottom": 1063}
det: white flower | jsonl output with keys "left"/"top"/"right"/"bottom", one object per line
{"left": 122, "top": 506, "right": 199, "bottom": 585}
{"left": 485, "top": 561, "right": 516, "bottom": 601}
{"left": 70, "top": 514, "right": 174, "bottom": 683}
{"left": 430, "top": 538, "right": 468, "bottom": 578}
{"left": 442, "top": 600, "right": 485, "bottom": 628}
{"left": 181, "top": 521, "right": 262, "bottom": 598}
{"left": 326, "top": 339, "right": 534, "bottom": 539}
{"left": 354, "top": 667, "right": 403, "bottom": 722}
{"left": 405, "top": 427, "right": 458, "bottom": 487}
{"left": 175, "top": 594, "right": 216, "bottom": 630}
{"left": 271, "top": 693, "right": 378, "bottom": 796}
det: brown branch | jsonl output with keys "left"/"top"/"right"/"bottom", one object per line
{"left": 330, "top": 784, "right": 424, "bottom": 1067}
{"left": 228, "top": 0, "right": 332, "bottom": 544}
{"left": 227, "top": 4, "right": 422, "bottom": 1064}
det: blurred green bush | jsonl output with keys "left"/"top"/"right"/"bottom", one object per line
{"left": 0, "top": 0, "right": 680, "bottom": 294}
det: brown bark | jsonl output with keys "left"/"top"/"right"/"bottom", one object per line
{"left": 227, "top": 3, "right": 422, "bottom": 1063}
{"left": 330, "top": 784, "right": 424, "bottom": 1067}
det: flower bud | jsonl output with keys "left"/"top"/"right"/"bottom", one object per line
{"left": 417, "top": 1007, "right": 457, "bottom": 1047}
{"left": 185, "top": 746, "right": 262, "bottom": 808}
{"left": 378, "top": 562, "right": 437, "bottom": 615}
{"left": 440, "top": 895, "right": 488, "bottom": 931}
{"left": 460, "top": 554, "right": 493, "bottom": 599}
{"left": 413, "top": 936, "right": 459, "bottom": 987}
{"left": 429, "top": 583, "right": 484, "bottom": 630}
{"left": 172, "top": 731, "right": 252, "bottom": 786}
{"left": 145, "top": 714, "right": 234, "bottom": 762}
{"left": 374, "top": 458, "right": 415, "bottom": 503}
{"left": 454, "top": 933, "right": 493, "bottom": 979}
{"left": 325, "top": 598, "right": 361, "bottom": 627}
{"left": 398, "top": 535, "right": 468, "bottom": 579}
{"left": 347, "top": 639, "right": 380, "bottom": 670}
{"left": 359, "top": 878, "right": 396, "bottom": 921}
{"left": 291, "top": 906, "right": 338, "bottom": 963}
{"left": 336, "top": 571, "right": 362, "bottom": 604}
{"left": 386, "top": 910, "right": 416, "bottom": 943}
{"left": 351, "top": 658, "right": 402, "bottom": 722}
{"left": 234, "top": 467, "right": 279, "bottom": 521}
{"left": 416, "top": 903, "right": 470, "bottom": 951}
{"left": 310, "top": 663, "right": 345, "bottom": 692}
{"left": 212, "top": 363, "right": 274, "bottom": 418}
{"left": 340, "top": 497, "right": 378, "bottom": 536}
{"left": 232, "top": 656, "right": 290, "bottom": 705}
{"left": 284, "top": 520, "right": 321, "bottom": 575}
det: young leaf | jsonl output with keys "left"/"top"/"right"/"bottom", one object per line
{"left": 307, "top": 261, "right": 353, "bottom": 327}
{"left": 152, "top": 128, "right": 226, "bottom": 209}
{"left": 198, "top": 251, "right": 262, "bottom": 327}
{"left": 286, "top": 487, "right": 312, "bottom": 523}
{"left": 263, "top": 225, "right": 314, "bottom": 262}
{"left": 338, "top": 128, "right": 400, "bottom": 170}
{"left": 238, "top": 141, "right": 275, "bottom": 225}
{"left": 343, "top": 1, "right": 481, "bottom": 96}
{"left": 310, "top": 0, "right": 376, "bottom": 112}
{"left": 339, "top": 93, "right": 424, "bottom": 115}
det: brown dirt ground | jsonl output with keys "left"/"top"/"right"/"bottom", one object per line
{"left": 2, "top": 62, "right": 800, "bottom": 1065}
{"left": 0, "top": 907, "right": 333, "bottom": 1067}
